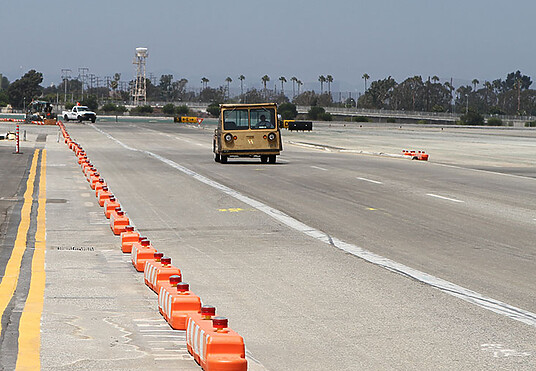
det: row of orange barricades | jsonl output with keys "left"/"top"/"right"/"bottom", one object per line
{"left": 58, "top": 121, "right": 247, "bottom": 371}
{"left": 0, "top": 118, "right": 25, "bottom": 122}
{"left": 402, "top": 149, "right": 429, "bottom": 161}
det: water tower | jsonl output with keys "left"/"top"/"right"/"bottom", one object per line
{"left": 132, "top": 47, "right": 148, "bottom": 106}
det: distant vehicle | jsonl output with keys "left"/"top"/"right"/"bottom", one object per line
{"left": 213, "top": 103, "right": 282, "bottom": 164}
{"left": 25, "top": 100, "right": 57, "bottom": 125}
{"left": 62, "top": 104, "right": 96, "bottom": 123}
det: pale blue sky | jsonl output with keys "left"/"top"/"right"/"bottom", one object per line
{"left": 1, "top": 0, "right": 534, "bottom": 92}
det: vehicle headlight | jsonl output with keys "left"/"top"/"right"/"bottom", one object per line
{"left": 224, "top": 133, "right": 233, "bottom": 142}
{"left": 267, "top": 132, "right": 276, "bottom": 141}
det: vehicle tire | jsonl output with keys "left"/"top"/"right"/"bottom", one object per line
{"left": 260, "top": 155, "right": 268, "bottom": 163}
{"left": 220, "top": 155, "right": 228, "bottom": 164}
{"left": 77, "top": 116, "right": 82, "bottom": 123}
{"left": 214, "top": 153, "right": 221, "bottom": 162}
{"left": 64, "top": 115, "right": 69, "bottom": 121}
{"left": 91, "top": 118, "right": 96, "bottom": 123}
{"left": 268, "top": 155, "right": 276, "bottom": 164}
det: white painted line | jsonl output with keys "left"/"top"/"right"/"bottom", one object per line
{"left": 356, "top": 177, "right": 383, "bottom": 184}
{"left": 310, "top": 165, "right": 328, "bottom": 171}
{"left": 427, "top": 193, "right": 465, "bottom": 203}
{"left": 91, "top": 124, "right": 536, "bottom": 329}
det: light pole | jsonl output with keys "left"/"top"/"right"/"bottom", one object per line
{"left": 465, "top": 94, "right": 469, "bottom": 114}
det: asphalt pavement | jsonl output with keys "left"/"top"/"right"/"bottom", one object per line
{"left": 1, "top": 119, "right": 535, "bottom": 370}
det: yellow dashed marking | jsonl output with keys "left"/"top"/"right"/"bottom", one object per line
{"left": 219, "top": 208, "right": 245, "bottom": 212}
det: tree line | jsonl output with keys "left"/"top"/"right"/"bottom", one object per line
{"left": 1, "top": 69, "right": 535, "bottom": 117}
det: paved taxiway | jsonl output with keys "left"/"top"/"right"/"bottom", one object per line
{"left": 0, "top": 119, "right": 535, "bottom": 370}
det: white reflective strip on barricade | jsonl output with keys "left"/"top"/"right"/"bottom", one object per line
{"left": 199, "top": 329, "right": 206, "bottom": 362}
{"left": 158, "top": 287, "right": 164, "bottom": 310}
{"left": 166, "top": 290, "right": 172, "bottom": 317}
{"left": 131, "top": 246, "right": 138, "bottom": 265}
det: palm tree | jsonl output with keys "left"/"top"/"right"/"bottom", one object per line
{"left": 261, "top": 75, "right": 270, "bottom": 97}
{"left": 362, "top": 73, "right": 370, "bottom": 92}
{"left": 238, "top": 75, "right": 245, "bottom": 96}
{"left": 432, "top": 75, "right": 440, "bottom": 84}
{"left": 318, "top": 75, "right": 326, "bottom": 94}
{"left": 225, "top": 76, "right": 232, "bottom": 99}
{"left": 201, "top": 77, "right": 209, "bottom": 90}
{"left": 290, "top": 76, "right": 297, "bottom": 97}
{"left": 472, "top": 79, "right": 479, "bottom": 91}
{"left": 326, "top": 75, "right": 333, "bottom": 94}
{"left": 279, "top": 76, "right": 287, "bottom": 95}
{"left": 297, "top": 80, "right": 303, "bottom": 95}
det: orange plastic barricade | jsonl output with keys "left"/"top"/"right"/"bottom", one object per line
{"left": 78, "top": 153, "right": 87, "bottom": 165}
{"left": 131, "top": 238, "right": 157, "bottom": 272}
{"left": 186, "top": 311, "right": 247, "bottom": 371}
{"left": 90, "top": 174, "right": 103, "bottom": 190}
{"left": 158, "top": 281, "right": 201, "bottom": 330}
{"left": 97, "top": 186, "right": 112, "bottom": 207}
{"left": 402, "top": 150, "right": 429, "bottom": 161}
{"left": 120, "top": 226, "right": 140, "bottom": 253}
{"left": 104, "top": 197, "right": 121, "bottom": 219}
{"left": 110, "top": 209, "right": 129, "bottom": 235}
{"left": 85, "top": 167, "right": 97, "bottom": 179}
{"left": 144, "top": 256, "right": 182, "bottom": 294}
{"left": 94, "top": 179, "right": 107, "bottom": 196}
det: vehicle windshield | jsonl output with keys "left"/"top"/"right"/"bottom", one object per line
{"left": 223, "top": 109, "right": 249, "bottom": 130}
{"left": 250, "top": 108, "right": 275, "bottom": 129}
{"left": 223, "top": 108, "right": 276, "bottom": 130}
{"left": 77, "top": 106, "right": 89, "bottom": 111}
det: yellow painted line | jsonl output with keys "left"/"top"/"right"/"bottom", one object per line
{"left": 16, "top": 150, "right": 46, "bottom": 370}
{"left": 0, "top": 149, "right": 39, "bottom": 337}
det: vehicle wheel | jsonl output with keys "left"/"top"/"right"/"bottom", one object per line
{"left": 220, "top": 155, "right": 228, "bottom": 164}
{"left": 91, "top": 118, "right": 96, "bottom": 123}
{"left": 64, "top": 115, "right": 69, "bottom": 121}
{"left": 77, "top": 116, "right": 82, "bottom": 123}
{"left": 268, "top": 155, "right": 276, "bottom": 164}
{"left": 260, "top": 155, "right": 268, "bottom": 163}
{"left": 214, "top": 153, "right": 221, "bottom": 162}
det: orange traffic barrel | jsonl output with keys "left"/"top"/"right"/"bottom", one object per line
{"left": 97, "top": 186, "right": 112, "bottom": 207}
{"left": 144, "top": 256, "right": 182, "bottom": 294}
{"left": 110, "top": 209, "right": 129, "bottom": 235}
{"left": 104, "top": 197, "right": 121, "bottom": 219}
{"left": 131, "top": 238, "right": 157, "bottom": 272}
{"left": 186, "top": 313, "right": 247, "bottom": 371}
{"left": 94, "top": 178, "right": 106, "bottom": 195}
{"left": 120, "top": 226, "right": 140, "bottom": 253}
{"left": 158, "top": 281, "right": 201, "bottom": 330}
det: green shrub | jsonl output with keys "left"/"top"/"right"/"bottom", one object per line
{"left": 176, "top": 105, "right": 190, "bottom": 115}
{"left": 417, "top": 120, "right": 427, "bottom": 124}
{"left": 386, "top": 118, "right": 396, "bottom": 123}
{"left": 65, "top": 102, "right": 74, "bottom": 110}
{"left": 307, "top": 106, "right": 325, "bottom": 120}
{"left": 486, "top": 117, "right": 503, "bottom": 126}
{"left": 353, "top": 116, "right": 369, "bottom": 122}
{"left": 320, "top": 112, "right": 332, "bottom": 121}
{"left": 101, "top": 103, "right": 118, "bottom": 112}
{"left": 459, "top": 111, "right": 484, "bottom": 125}
{"left": 130, "top": 105, "right": 153, "bottom": 114}
{"left": 162, "top": 103, "right": 176, "bottom": 115}
{"left": 278, "top": 102, "right": 298, "bottom": 120}
{"left": 525, "top": 121, "right": 536, "bottom": 127}
{"left": 206, "top": 102, "right": 220, "bottom": 117}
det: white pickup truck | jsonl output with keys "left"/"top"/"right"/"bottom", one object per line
{"left": 62, "top": 105, "right": 97, "bottom": 123}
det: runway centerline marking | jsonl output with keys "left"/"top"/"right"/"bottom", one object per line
{"left": 427, "top": 193, "right": 465, "bottom": 203}
{"left": 356, "top": 177, "right": 383, "bottom": 184}
{"left": 310, "top": 166, "right": 328, "bottom": 171}
{"left": 90, "top": 124, "right": 536, "bottom": 329}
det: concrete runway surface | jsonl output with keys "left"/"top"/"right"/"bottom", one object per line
{"left": 0, "top": 119, "right": 535, "bottom": 370}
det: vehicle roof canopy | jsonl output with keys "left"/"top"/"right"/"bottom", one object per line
{"left": 220, "top": 103, "right": 277, "bottom": 110}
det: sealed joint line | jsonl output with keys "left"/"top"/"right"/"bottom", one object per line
{"left": 90, "top": 125, "right": 536, "bottom": 329}
{"left": 16, "top": 150, "right": 46, "bottom": 370}
{"left": 426, "top": 193, "right": 465, "bottom": 203}
{"left": 356, "top": 177, "right": 383, "bottom": 184}
{"left": 0, "top": 149, "right": 39, "bottom": 338}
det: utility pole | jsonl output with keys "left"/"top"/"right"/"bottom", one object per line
{"left": 78, "top": 67, "right": 89, "bottom": 100}
{"left": 61, "top": 68, "right": 72, "bottom": 103}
